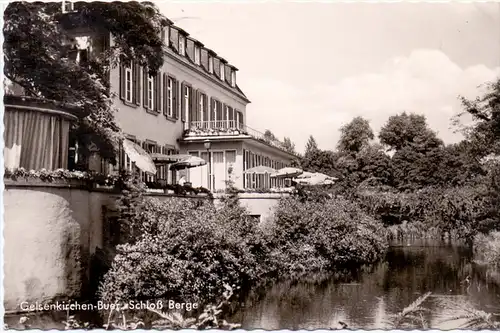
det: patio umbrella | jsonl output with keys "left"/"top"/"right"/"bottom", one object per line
{"left": 151, "top": 153, "right": 192, "bottom": 163}
{"left": 244, "top": 165, "right": 276, "bottom": 174}
{"left": 122, "top": 139, "right": 157, "bottom": 174}
{"left": 293, "top": 173, "right": 337, "bottom": 186}
{"left": 271, "top": 167, "right": 303, "bottom": 179}
{"left": 170, "top": 156, "right": 207, "bottom": 170}
{"left": 295, "top": 171, "right": 316, "bottom": 179}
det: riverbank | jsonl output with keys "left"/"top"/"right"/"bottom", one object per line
{"left": 230, "top": 241, "right": 500, "bottom": 330}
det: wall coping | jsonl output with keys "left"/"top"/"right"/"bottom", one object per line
{"left": 213, "top": 192, "right": 289, "bottom": 199}
{"left": 3, "top": 179, "right": 213, "bottom": 199}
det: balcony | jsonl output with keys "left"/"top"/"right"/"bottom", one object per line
{"left": 184, "top": 120, "right": 290, "bottom": 152}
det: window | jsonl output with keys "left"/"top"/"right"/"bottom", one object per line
{"left": 184, "top": 85, "right": 191, "bottom": 121}
{"left": 167, "top": 77, "right": 174, "bottom": 117}
{"left": 179, "top": 35, "right": 186, "bottom": 56}
{"left": 62, "top": 0, "right": 74, "bottom": 13}
{"left": 163, "top": 27, "right": 170, "bottom": 46}
{"left": 212, "top": 99, "right": 218, "bottom": 122}
{"left": 194, "top": 46, "right": 201, "bottom": 65}
{"left": 199, "top": 92, "right": 205, "bottom": 122}
{"left": 124, "top": 64, "right": 133, "bottom": 103}
{"left": 208, "top": 56, "right": 214, "bottom": 73}
{"left": 220, "top": 63, "right": 225, "bottom": 81}
{"left": 147, "top": 75, "right": 154, "bottom": 110}
{"left": 231, "top": 71, "right": 236, "bottom": 87}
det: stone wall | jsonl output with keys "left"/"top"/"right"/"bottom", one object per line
{"left": 3, "top": 181, "right": 285, "bottom": 311}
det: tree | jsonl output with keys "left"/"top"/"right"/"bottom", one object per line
{"left": 379, "top": 112, "right": 443, "bottom": 152}
{"left": 337, "top": 116, "right": 374, "bottom": 153}
{"left": 263, "top": 129, "right": 277, "bottom": 143}
{"left": 4, "top": 1, "right": 168, "bottom": 162}
{"left": 457, "top": 77, "right": 500, "bottom": 156}
{"left": 300, "top": 149, "right": 337, "bottom": 176}
{"left": 282, "top": 137, "right": 296, "bottom": 155}
{"left": 305, "top": 135, "right": 319, "bottom": 156}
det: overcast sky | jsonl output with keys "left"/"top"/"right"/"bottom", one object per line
{"left": 159, "top": 2, "right": 500, "bottom": 154}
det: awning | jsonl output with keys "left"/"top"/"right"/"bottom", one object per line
{"left": 244, "top": 165, "right": 276, "bottom": 174}
{"left": 170, "top": 156, "right": 207, "bottom": 170}
{"left": 122, "top": 139, "right": 157, "bottom": 174}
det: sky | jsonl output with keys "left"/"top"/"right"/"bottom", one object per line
{"left": 158, "top": 2, "right": 500, "bottom": 154}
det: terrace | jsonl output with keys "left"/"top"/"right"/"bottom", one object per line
{"left": 184, "top": 120, "right": 291, "bottom": 153}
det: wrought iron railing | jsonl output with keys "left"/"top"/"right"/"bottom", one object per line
{"left": 186, "top": 121, "right": 289, "bottom": 152}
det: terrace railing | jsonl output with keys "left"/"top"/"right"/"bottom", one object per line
{"left": 186, "top": 121, "right": 289, "bottom": 152}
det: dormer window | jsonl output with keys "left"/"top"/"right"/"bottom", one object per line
{"left": 231, "top": 71, "right": 236, "bottom": 87}
{"left": 163, "top": 26, "right": 170, "bottom": 46}
{"left": 220, "top": 63, "right": 225, "bottom": 81}
{"left": 62, "top": 0, "right": 74, "bottom": 13}
{"left": 208, "top": 56, "right": 214, "bottom": 73}
{"left": 179, "top": 35, "right": 186, "bottom": 56}
{"left": 194, "top": 45, "right": 201, "bottom": 65}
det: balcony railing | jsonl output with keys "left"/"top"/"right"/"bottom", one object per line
{"left": 185, "top": 120, "right": 290, "bottom": 152}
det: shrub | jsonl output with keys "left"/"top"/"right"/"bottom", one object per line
{"left": 267, "top": 196, "right": 388, "bottom": 274}
{"left": 473, "top": 232, "right": 500, "bottom": 266}
{"left": 99, "top": 196, "right": 267, "bottom": 304}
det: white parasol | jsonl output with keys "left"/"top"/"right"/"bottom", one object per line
{"left": 170, "top": 156, "right": 207, "bottom": 170}
{"left": 271, "top": 167, "right": 303, "bottom": 179}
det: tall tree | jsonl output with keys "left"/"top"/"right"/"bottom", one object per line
{"left": 457, "top": 77, "right": 500, "bottom": 156}
{"left": 337, "top": 116, "right": 374, "bottom": 153}
{"left": 378, "top": 112, "right": 443, "bottom": 152}
{"left": 305, "top": 135, "right": 319, "bottom": 156}
{"left": 263, "top": 129, "right": 277, "bottom": 143}
{"left": 282, "top": 137, "right": 296, "bottom": 155}
{"left": 4, "top": 1, "right": 169, "bottom": 162}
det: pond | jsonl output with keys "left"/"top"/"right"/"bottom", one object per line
{"left": 231, "top": 239, "right": 500, "bottom": 330}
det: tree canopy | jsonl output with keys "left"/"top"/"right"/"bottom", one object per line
{"left": 337, "top": 116, "right": 374, "bottom": 153}
{"left": 4, "top": 1, "right": 169, "bottom": 162}
{"left": 379, "top": 112, "right": 443, "bottom": 152}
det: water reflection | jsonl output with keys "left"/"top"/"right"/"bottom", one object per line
{"left": 232, "top": 239, "right": 500, "bottom": 329}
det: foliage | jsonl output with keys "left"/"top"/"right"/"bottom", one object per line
{"left": 267, "top": 196, "right": 388, "bottom": 275}
{"left": 387, "top": 292, "right": 432, "bottom": 329}
{"left": 99, "top": 195, "right": 270, "bottom": 304}
{"left": 4, "top": 167, "right": 118, "bottom": 186}
{"left": 299, "top": 148, "right": 337, "bottom": 177}
{"left": 282, "top": 136, "right": 297, "bottom": 155}
{"left": 458, "top": 77, "right": 500, "bottom": 156}
{"left": 438, "top": 298, "right": 500, "bottom": 329}
{"left": 379, "top": 112, "right": 443, "bottom": 152}
{"left": 148, "top": 284, "right": 240, "bottom": 330}
{"left": 357, "top": 184, "right": 495, "bottom": 243}
{"left": 304, "top": 135, "right": 319, "bottom": 156}
{"left": 337, "top": 116, "right": 375, "bottom": 153}
{"left": 473, "top": 232, "right": 500, "bottom": 266}
{"left": 263, "top": 129, "right": 278, "bottom": 143}
{"left": 4, "top": 1, "right": 168, "bottom": 162}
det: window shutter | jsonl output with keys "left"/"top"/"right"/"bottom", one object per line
{"left": 190, "top": 89, "right": 197, "bottom": 123}
{"left": 154, "top": 72, "right": 161, "bottom": 112}
{"left": 143, "top": 68, "right": 148, "bottom": 108}
{"left": 180, "top": 82, "right": 186, "bottom": 122}
{"left": 217, "top": 101, "right": 223, "bottom": 121}
{"left": 133, "top": 62, "right": 141, "bottom": 105}
{"left": 203, "top": 94, "right": 208, "bottom": 122}
{"left": 173, "top": 79, "right": 178, "bottom": 119}
{"left": 163, "top": 74, "right": 168, "bottom": 116}
{"left": 119, "top": 62, "right": 125, "bottom": 100}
